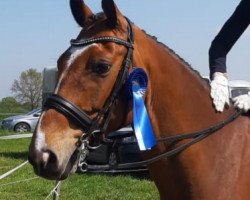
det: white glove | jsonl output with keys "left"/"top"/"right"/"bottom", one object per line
{"left": 232, "top": 91, "right": 250, "bottom": 113}
{"left": 210, "top": 72, "right": 230, "bottom": 112}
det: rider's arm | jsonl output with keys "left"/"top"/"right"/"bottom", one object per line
{"left": 209, "top": 0, "right": 250, "bottom": 78}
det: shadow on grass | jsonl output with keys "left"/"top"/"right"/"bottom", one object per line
{"left": 123, "top": 170, "right": 151, "bottom": 180}
{"left": 0, "top": 151, "right": 28, "bottom": 160}
{"left": 78, "top": 170, "right": 151, "bottom": 181}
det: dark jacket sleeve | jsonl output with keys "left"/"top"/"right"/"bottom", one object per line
{"left": 209, "top": 0, "right": 250, "bottom": 77}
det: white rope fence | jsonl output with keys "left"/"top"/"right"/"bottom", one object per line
{"left": 0, "top": 137, "right": 63, "bottom": 199}
{"left": 0, "top": 177, "right": 38, "bottom": 187}
{"left": 0, "top": 159, "right": 63, "bottom": 200}
{"left": 44, "top": 181, "right": 62, "bottom": 200}
{"left": 0, "top": 160, "right": 28, "bottom": 180}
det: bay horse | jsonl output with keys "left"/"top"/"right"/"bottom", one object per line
{"left": 28, "top": 0, "right": 250, "bottom": 199}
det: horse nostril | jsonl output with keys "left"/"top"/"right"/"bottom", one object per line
{"left": 46, "top": 150, "right": 57, "bottom": 165}
{"left": 29, "top": 149, "right": 58, "bottom": 172}
{"left": 41, "top": 150, "right": 58, "bottom": 168}
{"left": 42, "top": 151, "right": 50, "bottom": 164}
{"left": 28, "top": 148, "right": 61, "bottom": 179}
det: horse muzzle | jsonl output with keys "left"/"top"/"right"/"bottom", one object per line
{"left": 28, "top": 146, "right": 78, "bottom": 180}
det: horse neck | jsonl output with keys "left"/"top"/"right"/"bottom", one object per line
{"left": 134, "top": 28, "right": 243, "bottom": 194}
{"left": 134, "top": 29, "right": 234, "bottom": 137}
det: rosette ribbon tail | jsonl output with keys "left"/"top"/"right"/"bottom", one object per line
{"left": 126, "top": 68, "right": 156, "bottom": 151}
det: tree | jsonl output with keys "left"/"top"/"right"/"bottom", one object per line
{"left": 11, "top": 68, "right": 42, "bottom": 110}
{"left": 0, "top": 96, "right": 25, "bottom": 113}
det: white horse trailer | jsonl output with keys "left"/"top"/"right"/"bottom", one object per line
{"left": 42, "top": 66, "right": 58, "bottom": 105}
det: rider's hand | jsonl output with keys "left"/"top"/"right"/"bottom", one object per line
{"left": 210, "top": 72, "right": 230, "bottom": 112}
{"left": 232, "top": 91, "right": 250, "bottom": 113}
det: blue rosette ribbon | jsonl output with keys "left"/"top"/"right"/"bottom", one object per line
{"left": 125, "top": 68, "right": 156, "bottom": 151}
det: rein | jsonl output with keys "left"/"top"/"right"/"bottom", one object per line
{"left": 79, "top": 110, "right": 242, "bottom": 172}
{"left": 115, "top": 109, "right": 242, "bottom": 169}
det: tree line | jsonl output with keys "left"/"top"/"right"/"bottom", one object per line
{"left": 0, "top": 68, "right": 42, "bottom": 113}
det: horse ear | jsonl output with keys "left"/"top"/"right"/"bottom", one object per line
{"left": 102, "top": 0, "right": 123, "bottom": 27}
{"left": 70, "top": 0, "right": 94, "bottom": 27}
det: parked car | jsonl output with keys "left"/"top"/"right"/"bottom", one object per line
{"left": 229, "top": 80, "right": 250, "bottom": 98}
{"left": 85, "top": 126, "right": 145, "bottom": 171}
{"left": 1, "top": 108, "right": 41, "bottom": 132}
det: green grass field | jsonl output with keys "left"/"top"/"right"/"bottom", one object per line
{"left": 0, "top": 129, "right": 16, "bottom": 136}
{"left": 0, "top": 132, "right": 159, "bottom": 200}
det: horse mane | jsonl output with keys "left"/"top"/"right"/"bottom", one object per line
{"left": 141, "top": 30, "right": 208, "bottom": 83}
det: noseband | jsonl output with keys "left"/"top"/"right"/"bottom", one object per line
{"left": 44, "top": 18, "right": 134, "bottom": 137}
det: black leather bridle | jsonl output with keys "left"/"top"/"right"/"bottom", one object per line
{"left": 43, "top": 17, "right": 242, "bottom": 171}
{"left": 43, "top": 18, "right": 134, "bottom": 138}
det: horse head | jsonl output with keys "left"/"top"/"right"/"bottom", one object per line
{"left": 28, "top": 0, "right": 138, "bottom": 180}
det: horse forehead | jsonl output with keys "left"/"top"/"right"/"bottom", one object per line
{"left": 55, "top": 43, "right": 98, "bottom": 93}
{"left": 66, "top": 44, "right": 98, "bottom": 67}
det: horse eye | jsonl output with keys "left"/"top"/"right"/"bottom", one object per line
{"left": 93, "top": 63, "right": 111, "bottom": 75}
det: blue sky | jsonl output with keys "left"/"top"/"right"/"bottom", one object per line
{"left": 0, "top": 0, "right": 249, "bottom": 100}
